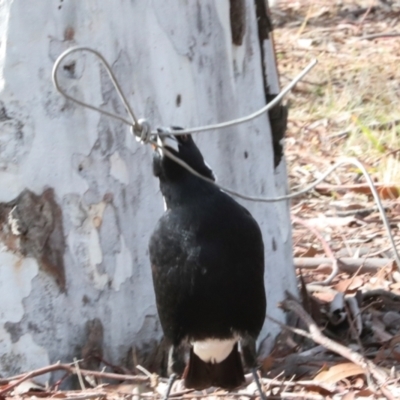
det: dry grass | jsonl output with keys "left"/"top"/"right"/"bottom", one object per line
{"left": 273, "top": 0, "right": 400, "bottom": 182}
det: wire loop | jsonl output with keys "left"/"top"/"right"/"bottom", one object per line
{"left": 52, "top": 46, "right": 141, "bottom": 131}
{"left": 52, "top": 46, "right": 317, "bottom": 137}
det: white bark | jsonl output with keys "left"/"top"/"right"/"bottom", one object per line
{"left": 0, "top": 0, "right": 296, "bottom": 379}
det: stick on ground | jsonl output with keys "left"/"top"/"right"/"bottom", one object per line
{"left": 278, "top": 298, "right": 389, "bottom": 387}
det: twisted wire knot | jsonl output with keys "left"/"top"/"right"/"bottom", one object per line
{"left": 132, "top": 119, "right": 152, "bottom": 144}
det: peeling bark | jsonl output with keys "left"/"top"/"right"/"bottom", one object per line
{"left": 254, "top": 0, "right": 288, "bottom": 168}
{"left": 0, "top": 189, "right": 66, "bottom": 290}
{"left": 81, "top": 318, "right": 104, "bottom": 371}
{"left": 230, "top": 0, "right": 246, "bottom": 45}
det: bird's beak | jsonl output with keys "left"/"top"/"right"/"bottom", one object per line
{"left": 156, "top": 134, "right": 179, "bottom": 154}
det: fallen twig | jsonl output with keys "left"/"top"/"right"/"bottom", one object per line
{"left": 315, "top": 182, "right": 399, "bottom": 196}
{"left": 294, "top": 257, "right": 393, "bottom": 273}
{"left": 74, "top": 358, "right": 86, "bottom": 390}
{"left": 331, "top": 205, "right": 391, "bottom": 218}
{"left": 362, "top": 289, "right": 400, "bottom": 302}
{"left": 278, "top": 299, "right": 389, "bottom": 387}
{"left": 0, "top": 362, "right": 150, "bottom": 396}
{"left": 328, "top": 119, "right": 400, "bottom": 138}
{"left": 64, "top": 394, "right": 105, "bottom": 400}
{"left": 292, "top": 215, "right": 338, "bottom": 285}
{"left": 357, "top": 32, "right": 400, "bottom": 41}
{"left": 170, "top": 391, "right": 327, "bottom": 399}
{"left": 263, "top": 377, "right": 333, "bottom": 392}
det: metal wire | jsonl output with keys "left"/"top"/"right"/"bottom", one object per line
{"left": 52, "top": 46, "right": 317, "bottom": 137}
{"left": 151, "top": 145, "right": 400, "bottom": 271}
{"left": 151, "top": 59, "right": 317, "bottom": 136}
{"left": 52, "top": 46, "right": 400, "bottom": 271}
{"left": 52, "top": 46, "right": 140, "bottom": 129}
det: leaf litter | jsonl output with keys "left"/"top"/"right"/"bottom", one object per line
{"left": 2, "top": 0, "right": 400, "bottom": 399}
{"left": 275, "top": 0, "right": 400, "bottom": 397}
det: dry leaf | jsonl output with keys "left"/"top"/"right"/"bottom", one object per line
{"left": 12, "top": 380, "right": 45, "bottom": 395}
{"left": 104, "top": 383, "right": 147, "bottom": 394}
{"left": 341, "top": 391, "right": 356, "bottom": 400}
{"left": 306, "top": 215, "right": 355, "bottom": 229}
{"left": 317, "top": 183, "right": 399, "bottom": 197}
{"left": 261, "top": 355, "right": 275, "bottom": 373}
{"left": 314, "top": 363, "right": 366, "bottom": 384}
{"left": 334, "top": 276, "right": 363, "bottom": 293}
{"left": 379, "top": 185, "right": 399, "bottom": 199}
{"left": 353, "top": 377, "right": 364, "bottom": 389}
{"left": 364, "top": 266, "right": 393, "bottom": 291}
{"left": 390, "top": 335, "right": 400, "bottom": 345}
{"left": 392, "top": 350, "right": 400, "bottom": 362}
{"left": 356, "top": 388, "right": 375, "bottom": 396}
{"left": 390, "top": 282, "right": 400, "bottom": 294}
{"left": 312, "top": 291, "right": 336, "bottom": 303}
{"left": 299, "top": 246, "right": 318, "bottom": 258}
{"left": 297, "top": 38, "right": 314, "bottom": 49}
{"left": 392, "top": 203, "right": 400, "bottom": 216}
{"left": 314, "top": 264, "right": 335, "bottom": 274}
{"left": 330, "top": 200, "right": 367, "bottom": 212}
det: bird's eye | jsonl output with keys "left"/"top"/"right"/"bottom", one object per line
{"left": 180, "top": 134, "right": 189, "bottom": 142}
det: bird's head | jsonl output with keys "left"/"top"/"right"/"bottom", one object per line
{"left": 152, "top": 127, "right": 215, "bottom": 183}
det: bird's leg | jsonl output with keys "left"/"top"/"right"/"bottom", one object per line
{"left": 162, "top": 344, "right": 186, "bottom": 400}
{"left": 162, "top": 373, "right": 177, "bottom": 400}
{"left": 241, "top": 337, "right": 267, "bottom": 400}
{"left": 167, "top": 344, "right": 186, "bottom": 375}
{"left": 251, "top": 368, "right": 267, "bottom": 400}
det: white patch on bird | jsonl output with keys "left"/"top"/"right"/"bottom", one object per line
{"left": 156, "top": 136, "right": 164, "bottom": 157}
{"left": 157, "top": 135, "right": 179, "bottom": 155}
{"left": 192, "top": 338, "right": 237, "bottom": 363}
{"left": 156, "top": 136, "right": 164, "bottom": 156}
{"left": 164, "top": 136, "right": 179, "bottom": 152}
{"left": 162, "top": 196, "right": 168, "bottom": 211}
{"left": 204, "top": 160, "right": 217, "bottom": 181}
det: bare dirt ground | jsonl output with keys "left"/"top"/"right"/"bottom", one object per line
{"left": 2, "top": 1, "right": 400, "bottom": 399}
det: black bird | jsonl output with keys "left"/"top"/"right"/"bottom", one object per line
{"left": 149, "top": 129, "right": 266, "bottom": 391}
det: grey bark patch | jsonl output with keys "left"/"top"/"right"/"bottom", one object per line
{"left": 230, "top": 0, "right": 246, "bottom": 45}
{"left": 0, "top": 101, "right": 34, "bottom": 170}
{"left": 4, "top": 321, "right": 24, "bottom": 343}
{"left": 48, "top": 38, "right": 84, "bottom": 79}
{"left": 0, "top": 101, "right": 11, "bottom": 121}
{"left": 124, "top": 316, "right": 166, "bottom": 374}
{"left": 100, "top": 51, "right": 131, "bottom": 114}
{"left": 46, "top": 36, "right": 84, "bottom": 117}
{"left": 64, "top": 27, "right": 75, "bottom": 41}
{"left": 98, "top": 116, "right": 115, "bottom": 156}
{"left": 0, "top": 353, "right": 24, "bottom": 377}
{"left": 81, "top": 318, "right": 104, "bottom": 371}
{"left": 0, "top": 189, "right": 66, "bottom": 291}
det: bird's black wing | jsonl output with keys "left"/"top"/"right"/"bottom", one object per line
{"left": 149, "top": 192, "right": 266, "bottom": 345}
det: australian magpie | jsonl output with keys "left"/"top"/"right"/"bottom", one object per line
{"left": 149, "top": 129, "right": 266, "bottom": 391}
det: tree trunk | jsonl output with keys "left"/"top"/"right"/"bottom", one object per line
{"left": 0, "top": 0, "right": 296, "bottom": 380}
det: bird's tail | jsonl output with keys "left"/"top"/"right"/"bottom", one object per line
{"left": 183, "top": 343, "right": 245, "bottom": 390}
